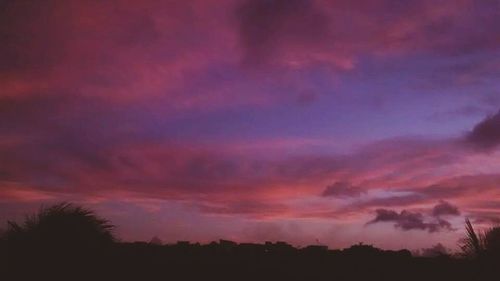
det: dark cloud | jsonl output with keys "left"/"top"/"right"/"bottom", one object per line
{"left": 367, "top": 209, "right": 453, "bottom": 233}
{"left": 0, "top": 94, "right": 130, "bottom": 179}
{"left": 466, "top": 110, "right": 500, "bottom": 150}
{"left": 237, "top": 0, "right": 329, "bottom": 65}
{"left": 0, "top": 95, "right": 68, "bottom": 131}
{"left": 322, "top": 182, "right": 365, "bottom": 198}
{"left": 114, "top": 14, "right": 160, "bottom": 47}
{"left": 0, "top": 0, "right": 73, "bottom": 75}
{"left": 418, "top": 3, "right": 500, "bottom": 56}
{"left": 432, "top": 200, "right": 460, "bottom": 217}
{"left": 235, "top": 0, "right": 500, "bottom": 70}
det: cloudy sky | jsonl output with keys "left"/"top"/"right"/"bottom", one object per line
{"left": 2, "top": 0, "right": 500, "bottom": 250}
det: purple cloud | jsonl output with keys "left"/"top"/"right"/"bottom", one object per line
{"left": 466, "top": 110, "right": 500, "bottom": 150}
{"left": 3, "top": 0, "right": 500, "bottom": 249}
{"left": 322, "top": 182, "right": 365, "bottom": 198}
{"left": 432, "top": 200, "right": 460, "bottom": 217}
{"left": 237, "top": 0, "right": 330, "bottom": 66}
{"left": 367, "top": 209, "right": 454, "bottom": 233}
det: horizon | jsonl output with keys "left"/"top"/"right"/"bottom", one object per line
{"left": 2, "top": 0, "right": 500, "bottom": 252}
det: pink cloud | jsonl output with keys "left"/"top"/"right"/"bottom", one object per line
{"left": 2, "top": 0, "right": 500, "bottom": 249}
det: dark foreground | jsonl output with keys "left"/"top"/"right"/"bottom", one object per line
{"left": 2, "top": 240, "right": 500, "bottom": 281}
{"left": 2, "top": 203, "right": 499, "bottom": 281}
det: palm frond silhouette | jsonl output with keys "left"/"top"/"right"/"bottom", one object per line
{"left": 5, "top": 202, "right": 115, "bottom": 248}
{"left": 4, "top": 203, "right": 115, "bottom": 279}
{"left": 459, "top": 218, "right": 484, "bottom": 258}
{"left": 459, "top": 218, "right": 500, "bottom": 258}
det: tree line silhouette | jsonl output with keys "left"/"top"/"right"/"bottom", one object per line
{"left": 1, "top": 202, "right": 500, "bottom": 281}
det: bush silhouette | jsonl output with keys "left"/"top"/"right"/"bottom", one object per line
{"left": 4, "top": 202, "right": 114, "bottom": 278}
{"left": 5, "top": 202, "right": 114, "bottom": 247}
{"left": 483, "top": 226, "right": 500, "bottom": 256}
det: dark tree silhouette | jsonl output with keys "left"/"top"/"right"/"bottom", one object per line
{"left": 4, "top": 202, "right": 115, "bottom": 279}
{"left": 5, "top": 202, "right": 114, "bottom": 246}
{"left": 483, "top": 226, "right": 500, "bottom": 255}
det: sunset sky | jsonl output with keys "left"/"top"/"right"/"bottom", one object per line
{"left": 2, "top": 0, "right": 500, "bottom": 251}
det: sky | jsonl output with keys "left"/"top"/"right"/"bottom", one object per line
{"left": 1, "top": 0, "right": 500, "bottom": 251}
